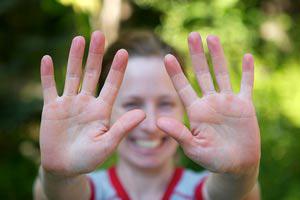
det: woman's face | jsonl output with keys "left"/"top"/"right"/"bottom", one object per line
{"left": 111, "top": 56, "right": 184, "bottom": 169}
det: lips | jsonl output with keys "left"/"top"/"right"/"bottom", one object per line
{"left": 135, "top": 139, "right": 161, "bottom": 148}
{"left": 127, "top": 136, "right": 169, "bottom": 155}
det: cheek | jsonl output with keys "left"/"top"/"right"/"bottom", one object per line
{"left": 159, "top": 105, "right": 184, "bottom": 120}
{"left": 110, "top": 105, "right": 126, "bottom": 124}
{"left": 168, "top": 138, "right": 179, "bottom": 153}
{"left": 117, "top": 139, "right": 127, "bottom": 153}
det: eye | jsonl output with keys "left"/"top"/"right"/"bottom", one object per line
{"left": 159, "top": 101, "right": 175, "bottom": 109}
{"left": 122, "top": 102, "right": 142, "bottom": 110}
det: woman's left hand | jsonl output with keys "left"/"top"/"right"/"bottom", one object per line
{"left": 157, "top": 32, "right": 260, "bottom": 175}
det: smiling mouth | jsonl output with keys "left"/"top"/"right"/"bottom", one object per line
{"left": 128, "top": 137, "right": 169, "bottom": 149}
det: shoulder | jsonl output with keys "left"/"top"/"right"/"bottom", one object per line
{"left": 181, "top": 168, "right": 208, "bottom": 184}
{"left": 87, "top": 168, "right": 118, "bottom": 200}
{"left": 172, "top": 168, "right": 209, "bottom": 200}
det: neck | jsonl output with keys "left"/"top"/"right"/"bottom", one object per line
{"left": 116, "top": 159, "right": 175, "bottom": 200}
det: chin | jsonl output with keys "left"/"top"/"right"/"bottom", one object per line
{"left": 130, "top": 157, "right": 167, "bottom": 170}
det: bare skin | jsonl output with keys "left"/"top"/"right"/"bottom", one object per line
{"left": 37, "top": 31, "right": 145, "bottom": 200}
{"left": 34, "top": 31, "right": 260, "bottom": 200}
{"left": 110, "top": 56, "right": 183, "bottom": 200}
{"left": 158, "top": 32, "right": 260, "bottom": 199}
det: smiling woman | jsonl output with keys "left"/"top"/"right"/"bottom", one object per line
{"left": 103, "top": 31, "right": 184, "bottom": 172}
{"left": 34, "top": 30, "right": 260, "bottom": 200}
{"left": 89, "top": 31, "right": 198, "bottom": 199}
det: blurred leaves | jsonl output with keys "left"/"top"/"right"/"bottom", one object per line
{"left": 0, "top": 0, "right": 90, "bottom": 198}
{"left": 0, "top": 0, "right": 300, "bottom": 199}
{"left": 57, "top": 0, "right": 100, "bottom": 14}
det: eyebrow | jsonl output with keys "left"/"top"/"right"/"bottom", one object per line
{"left": 159, "top": 95, "right": 175, "bottom": 100}
{"left": 123, "top": 94, "right": 176, "bottom": 100}
{"left": 123, "top": 96, "right": 142, "bottom": 101}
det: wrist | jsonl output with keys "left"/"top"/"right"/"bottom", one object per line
{"left": 39, "top": 166, "right": 90, "bottom": 200}
{"left": 229, "top": 160, "right": 260, "bottom": 180}
{"left": 205, "top": 165, "right": 259, "bottom": 200}
{"left": 39, "top": 165, "right": 84, "bottom": 187}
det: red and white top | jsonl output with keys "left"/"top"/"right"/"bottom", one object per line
{"left": 88, "top": 167, "right": 208, "bottom": 200}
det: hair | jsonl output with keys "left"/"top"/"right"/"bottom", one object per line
{"left": 99, "top": 30, "right": 184, "bottom": 88}
{"left": 101, "top": 30, "right": 184, "bottom": 164}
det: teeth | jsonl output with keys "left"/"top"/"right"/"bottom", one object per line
{"left": 135, "top": 140, "right": 161, "bottom": 148}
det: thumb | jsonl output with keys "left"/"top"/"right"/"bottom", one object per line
{"left": 157, "top": 117, "right": 193, "bottom": 145}
{"left": 106, "top": 109, "right": 146, "bottom": 145}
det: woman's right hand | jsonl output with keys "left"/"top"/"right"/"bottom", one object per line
{"left": 39, "top": 31, "right": 145, "bottom": 178}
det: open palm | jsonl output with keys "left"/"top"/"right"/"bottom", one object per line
{"left": 40, "top": 31, "right": 145, "bottom": 177}
{"left": 158, "top": 32, "right": 260, "bottom": 174}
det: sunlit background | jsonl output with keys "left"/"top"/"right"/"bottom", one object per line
{"left": 0, "top": 0, "right": 300, "bottom": 199}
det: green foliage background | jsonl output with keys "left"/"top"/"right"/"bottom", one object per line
{"left": 0, "top": 0, "right": 300, "bottom": 199}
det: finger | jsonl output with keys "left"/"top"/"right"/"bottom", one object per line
{"left": 81, "top": 31, "right": 105, "bottom": 95}
{"left": 188, "top": 32, "right": 215, "bottom": 95}
{"left": 164, "top": 54, "right": 198, "bottom": 108}
{"left": 63, "top": 36, "right": 85, "bottom": 96}
{"left": 157, "top": 117, "right": 193, "bottom": 145}
{"left": 105, "top": 109, "right": 146, "bottom": 145}
{"left": 206, "top": 35, "right": 232, "bottom": 93}
{"left": 240, "top": 53, "right": 254, "bottom": 99}
{"left": 98, "top": 49, "right": 128, "bottom": 107}
{"left": 40, "top": 55, "right": 58, "bottom": 104}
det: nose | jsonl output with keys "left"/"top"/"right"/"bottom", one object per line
{"left": 140, "top": 105, "right": 158, "bottom": 134}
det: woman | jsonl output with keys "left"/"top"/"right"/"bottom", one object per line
{"left": 34, "top": 30, "right": 260, "bottom": 199}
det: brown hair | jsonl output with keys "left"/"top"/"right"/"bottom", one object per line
{"left": 99, "top": 30, "right": 184, "bottom": 88}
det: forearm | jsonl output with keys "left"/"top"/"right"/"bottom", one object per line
{"left": 34, "top": 166, "right": 90, "bottom": 200}
{"left": 243, "top": 182, "right": 260, "bottom": 200}
{"left": 204, "top": 167, "right": 259, "bottom": 200}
